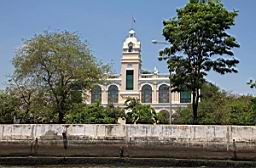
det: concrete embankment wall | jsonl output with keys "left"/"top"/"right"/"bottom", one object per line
{"left": 0, "top": 124, "right": 256, "bottom": 160}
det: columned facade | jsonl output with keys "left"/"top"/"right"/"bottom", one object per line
{"left": 87, "top": 30, "right": 191, "bottom": 113}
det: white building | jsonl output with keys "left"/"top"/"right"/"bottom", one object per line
{"left": 87, "top": 30, "right": 191, "bottom": 115}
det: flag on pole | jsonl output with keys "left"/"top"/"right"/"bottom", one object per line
{"left": 131, "top": 16, "right": 136, "bottom": 29}
{"left": 132, "top": 16, "right": 136, "bottom": 23}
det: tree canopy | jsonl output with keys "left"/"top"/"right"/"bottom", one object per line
{"left": 173, "top": 82, "right": 256, "bottom": 125}
{"left": 12, "top": 31, "right": 109, "bottom": 123}
{"left": 160, "top": 1, "right": 240, "bottom": 123}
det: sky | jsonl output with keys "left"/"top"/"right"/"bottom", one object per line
{"left": 0, "top": 0, "right": 255, "bottom": 95}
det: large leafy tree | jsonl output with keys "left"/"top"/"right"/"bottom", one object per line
{"left": 0, "top": 91, "right": 18, "bottom": 123}
{"left": 160, "top": 0, "right": 240, "bottom": 123}
{"left": 12, "top": 31, "right": 109, "bottom": 123}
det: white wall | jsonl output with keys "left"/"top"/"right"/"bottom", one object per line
{"left": 0, "top": 124, "right": 256, "bottom": 144}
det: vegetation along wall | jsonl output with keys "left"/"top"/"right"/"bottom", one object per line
{"left": 0, "top": 124, "right": 256, "bottom": 160}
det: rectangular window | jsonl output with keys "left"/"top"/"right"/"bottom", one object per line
{"left": 180, "top": 91, "right": 191, "bottom": 103}
{"left": 126, "top": 70, "right": 134, "bottom": 90}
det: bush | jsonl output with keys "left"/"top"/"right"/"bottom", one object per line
{"left": 64, "top": 102, "right": 125, "bottom": 124}
{"left": 124, "top": 97, "right": 157, "bottom": 124}
{"left": 157, "top": 112, "right": 169, "bottom": 124}
{"left": 172, "top": 82, "right": 256, "bottom": 125}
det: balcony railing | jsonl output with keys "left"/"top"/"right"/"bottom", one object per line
{"left": 108, "top": 74, "right": 121, "bottom": 79}
{"left": 140, "top": 73, "right": 169, "bottom": 79}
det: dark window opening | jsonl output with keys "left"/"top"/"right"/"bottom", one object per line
{"left": 128, "top": 43, "right": 133, "bottom": 52}
{"left": 180, "top": 91, "right": 191, "bottom": 103}
{"left": 108, "top": 85, "right": 118, "bottom": 104}
{"left": 126, "top": 70, "right": 134, "bottom": 90}
{"left": 91, "top": 85, "right": 102, "bottom": 103}
{"left": 159, "top": 84, "right": 169, "bottom": 103}
{"left": 141, "top": 84, "right": 152, "bottom": 103}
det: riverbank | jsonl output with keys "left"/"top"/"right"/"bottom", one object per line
{"left": 1, "top": 157, "right": 256, "bottom": 167}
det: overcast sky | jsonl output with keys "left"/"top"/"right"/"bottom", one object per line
{"left": 0, "top": 0, "right": 255, "bottom": 95}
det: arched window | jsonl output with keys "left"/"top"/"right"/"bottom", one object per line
{"left": 108, "top": 85, "right": 118, "bottom": 104}
{"left": 91, "top": 85, "right": 102, "bottom": 103}
{"left": 128, "top": 42, "right": 133, "bottom": 52}
{"left": 159, "top": 84, "right": 169, "bottom": 103}
{"left": 141, "top": 84, "right": 152, "bottom": 103}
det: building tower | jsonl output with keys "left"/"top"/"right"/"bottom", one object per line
{"left": 119, "top": 29, "right": 141, "bottom": 103}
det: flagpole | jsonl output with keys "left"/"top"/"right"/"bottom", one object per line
{"left": 131, "top": 16, "right": 136, "bottom": 30}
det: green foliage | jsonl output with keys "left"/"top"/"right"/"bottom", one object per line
{"left": 125, "top": 112, "right": 134, "bottom": 124}
{"left": 135, "top": 105, "right": 157, "bottom": 124}
{"left": 64, "top": 102, "right": 125, "bottom": 124}
{"left": 190, "top": 0, "right": 221, "bottom": 4}
{"left": 70, "top": 90, "right": 83, "bottom": 104}
{"left": 0, "top": 91, "right": 18, "bottom": 123}
{"left": 6, "top": 79, "right": 58, "bottom": 123}
{"left": 160, "top": 1, "right": 239, "bottom": 123}
{"left": 157, "top": 112, "right": 170, "bottom": 124}
{"left": 173, "top": 107, "right": 193, "bottom": 124}
{"left": 124, "top": 97, "right": 157, "bottom": 124}
{"left": 12, "top": 31, "right": 109, "bottom": 123}
{"left": 173, "top": 82, "right": 256, "bottom": 125}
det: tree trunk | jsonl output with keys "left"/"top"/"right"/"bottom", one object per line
{"left": 192, "top": 90, "right": 199, "bottom": 124}
{"left": 58, "top": 111, "right": 64, "bottom": 124}
{"left": 57, "top": 100, "right": 66, "bottom": 124}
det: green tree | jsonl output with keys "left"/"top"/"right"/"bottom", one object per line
{"left": 173, "top": 82, "right": 256, "bottom": 125}
{"left": 160, "top": 1, "right": 240, "bottom": 123}
{"left": 173, "top": 82, "right": 231, "bottom": 125}
{"left": 12, "top": 31, "right": 109, "bottom": 123}
{"left": 124, "top": 97, "right": 141, "bottom": 124}
{"left": 191, "top": 0, "right": 221, "bottom": 4}
{"left": 64, "top": 102, "right": 125, "bottom": 124}
{"left": 7, "top": 77, "right": 52, "bottom": 123}
{"left": 124, "top": 97, "right": 157, "bottom": 124}
{"left": 0, "top": 91, "right": 18, "bottom": 123}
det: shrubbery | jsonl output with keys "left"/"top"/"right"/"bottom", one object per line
{"left": 64, "top": 102, "right": 125, "bottom": 124}
{"left": 156, "top": 112, "right": 169, "bottom": 124}
{"left": 173, "top": 83, "right": 256, "bottom": 125}
{"left": 124, "top": 97, "right": 157, "bottom": 124}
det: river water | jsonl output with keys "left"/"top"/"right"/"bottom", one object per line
{"left": 0, "top": 165, "right": 198, "bottom": 168}
{"left": 0, "top": 165, "right": 203, "bottom": 168}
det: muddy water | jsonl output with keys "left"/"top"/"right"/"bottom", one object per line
{"left": 0, "top": 166, "right": 202, "bottom": 168}
{"left": 0, "top": 165, "right": 198, "bottom": 168}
